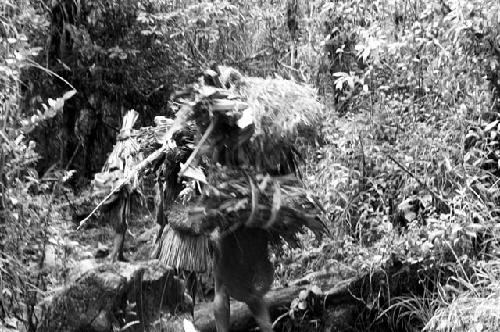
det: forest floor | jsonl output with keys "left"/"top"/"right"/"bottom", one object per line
{"left": 31, "top": 98, "right": 500, "bottom": 332}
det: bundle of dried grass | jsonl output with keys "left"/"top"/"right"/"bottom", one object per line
{"left": 152, "top": 223, "right": 210, "bottom": 273}
{"left": 93, "top": 110, "right": 143, "bottom": 201}
{"left": 234, "top": 76, "right": 324, "bottom": 141}
{"left": 180, "top": 67, "right": 325, "bottom": 176}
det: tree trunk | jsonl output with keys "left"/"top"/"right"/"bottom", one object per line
{"left": 194, "top": 261, "right": 427, "bottom": 332}
{"left": 194, "top": 271, "right": 352, "bottom": 332}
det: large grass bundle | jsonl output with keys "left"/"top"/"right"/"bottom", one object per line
{"left": 234, "top": 75, "right": 324, "bottom": 141}
{"left": 177, "top": 68, "right": 324, "bottom": 176}
{"left": 93, "top": 110, "right": 144, "bottom": 202}
{"left": 152, "top": 223, "right": 211, "bottom": 272}
{"left": 202, "top": 67, "right": 324, "bottom": 173}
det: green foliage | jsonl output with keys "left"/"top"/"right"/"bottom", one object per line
{"left": 0, "top": 0, "right": 69, "bottom": 329}
{"left": 135, "top": 1, "right": 289, "bottom": 75}
{"left": 3, "top": 0, "right": 500, "bottom": 330}
{"left": 297, "top": 0, "right": 500, "bottom": 330}
{"left": 305, "top": 0, "right": 500, "bottom": 254}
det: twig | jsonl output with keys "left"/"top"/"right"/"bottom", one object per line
{"left": 277, "top": 60, "right": 307, "bottom": 82}
{"left": 227, "top": 48, "right": 270, "bottom": 66}
{"left": 178, "top": 119, "right": 215, "bottom": 178}
{"left": 145, "top": 84, "right": 165, "bottom": 98}
{"left": 0, "top": 130, "right": 11, "bottom": 146}
{"left": 61, "top": 188, "right": 78, "bottom": 215}
{"left": 0, "top": 148, "right": 4, "bottom": 210}
{"left": 77, "top": 146, "right": 169, "bottom": 230}
{"left": 358, "top": 133, "right": 366, "bottom": 191}
{"left": 385, "top": 153, "right": 446, "bottom": 204}
{"left": 186, "top": 36, "right": 208, "bottom": 66}
{"left": 102, "top": 120, "right": 120, "bottom": 133}
{"left": 37, "top": 0, "right": 51, "bottom": 13}
{"left": 24, "top": 59, "right": 76, "bottom": 91}
{"left": 272, "top": 312, "right": 289, "bottom": 328}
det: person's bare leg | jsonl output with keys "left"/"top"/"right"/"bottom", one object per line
{"left": 110, "top": 195, "right": 127, "bottom": 262}
{"left": 247, "top": 298, "right": 273, "bottom": 332}
{"left": 154, "top": 177, "right": 165, "bottom": 242}
{"left": 111, "top": 229, "right": 126, "bottom": 261}
{"left": 213, "top": 272, "right": 230, "bottom": 332}
{"left": 186, "top": 270, "right": 197, "bottom": 316}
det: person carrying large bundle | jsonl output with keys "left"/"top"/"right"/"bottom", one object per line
{"left": 152, "top": 66, "right": 329, "bottom": 331}
{"left": 91, "top": 108, "right": 194, "bottom": 262}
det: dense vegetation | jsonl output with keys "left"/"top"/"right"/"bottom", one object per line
{"left": 1, "top": 0, "right": 500, "bottom": 331}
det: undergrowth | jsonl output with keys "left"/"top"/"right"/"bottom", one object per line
{"left": 295, "top": 0, "right": 500, "bottom": 331}
{"left": 3, "top": 0, "right": 500, "bottom": 331}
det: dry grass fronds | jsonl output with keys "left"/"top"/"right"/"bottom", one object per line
{"left": 424, "top": 281, "right": 500, "bottom": 332}
{"left": 381, "top": 294, "right": 442, "bottom": 332}
{"left": 152, "top": 224, "right": 211, "bottom": 273}
{"left": 235, "top": 76, "right": 324, "bottom": 140}
{"left": 424, "top": 260, "right": 500, "bottom": 332}
{"left": 203, "top": 168, "right": 326, "bottom": 233}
